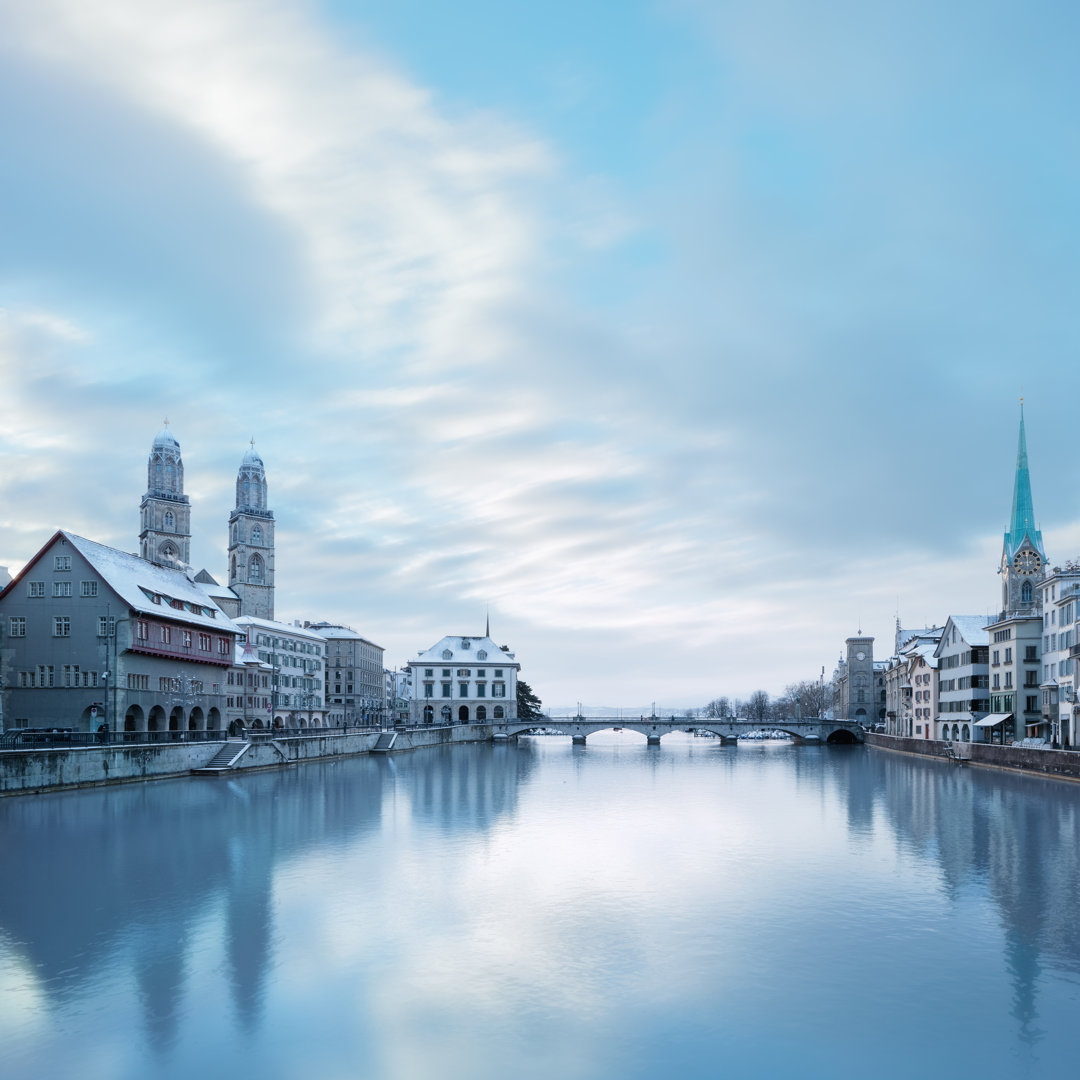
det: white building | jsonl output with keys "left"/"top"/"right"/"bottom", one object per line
{"left": 934, "top": 616, "right": 990, "bottom": 742}
{"left": 1037, "top": 567, "right": 1080, "bottom": 747}
{"left": 234, "top": 616, "right": 327, "bottom": 729}
{"left": 406, "top": 634, "right": 519, "bottom": 725}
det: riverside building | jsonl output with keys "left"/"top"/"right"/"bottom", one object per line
{"left": 406, "top": 634, "right": 519, "bottom": 725}
{"left": 0, "top": 426, "right": 283, "bottom": 734}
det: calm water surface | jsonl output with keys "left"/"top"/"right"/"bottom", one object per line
{"left": 2, "top": 734, "right": 1080, "bottom": 1079}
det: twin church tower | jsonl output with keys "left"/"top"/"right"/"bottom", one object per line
{"left": 137, "top": 424, "right": 275, "bottom": 620}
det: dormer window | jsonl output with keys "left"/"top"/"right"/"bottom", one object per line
{"left": 442, "top": 649, "right": 453, "bottom": 660}
{"left": 461, "top": 639, "right": 471, "bottom": 649}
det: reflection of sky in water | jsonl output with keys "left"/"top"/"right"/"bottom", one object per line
{"left": 2, "top": 737, "right": 1080, "bottom": 1079}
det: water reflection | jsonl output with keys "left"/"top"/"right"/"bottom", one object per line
{"left": 1, "top": 738, "right": 1079, "bottom": 1078}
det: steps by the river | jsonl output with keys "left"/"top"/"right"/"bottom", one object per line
{"left": 191, "top": 739, "right": 251, "bottom": 775}
{"left": 370, "top": 732, "right": 397, "bottom": 754}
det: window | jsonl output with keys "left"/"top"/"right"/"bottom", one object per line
{"left": 1026, "top": 695, "right": 1038, "bottom": 713}
{"left": 459, "top": 682, "right": 469, "bottom": 697}
{"left": 493, "top": 682, "right": 505, "bottom": 698}
{"left": 993, "top": 673, "right": 1000, "bottom": 689}
{"left": 424, "top": 668, "right": 433, "bottom": 677}
{"left": 136, "top": 620, "right": 149, "bottom": 640}
{"left": 98, "top": 616, "right": 115, "bottom": 637}
{"left": 252, "top": 525, "right": 262, "bottom": 544}
{"left": 457, "top": 669, "right": 471, "bottom": 677}
{"left": 442, "top": 650, "right": 453, "bottom": 660}
{"left": 53, "top": 616, "right": 70, "bottom": 637}
{"left": 1025, "top": 645, "right": 1038, "bottom": 662}
{"left": 54, "top": 555, "right": 71, "bottom": 571}
{"left": 199, "top": 633, "right": 212, "bottom": 651}
{"left": 423, "top": 684, "right": 434, "bottom": 698}
{"left": 477, "top": 650, "right": 488, "bottom": 660}
{"left": 476, "top": 683, "right": 486, "bottom": 697}
{"left": 1004, "top": 647, "right": 1012, "bottom": 664}
{"left": 9, "top": 617, "right": 25, "bottom": 637}
{"left": 1004, "top": 672, "right": 1013, "bottom": 689}
{"left": 52, "top": 581, "right": 72, "bottom": 597}
{"left": 28, "top": 581, "right": 45, "bottom": 597}
{"left": 441, "top": 683, "right": 452, "bottom": 698}
{"left": 442, "top": 668, "right": 451, "bottom": 677}
{"left": 161, "top": 625, "right": 172, "bottom": 644}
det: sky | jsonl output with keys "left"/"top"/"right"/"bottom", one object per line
{"left": 2, "top": 0, "right": 1080, "bottom": 711}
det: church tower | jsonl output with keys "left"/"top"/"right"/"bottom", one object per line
{"left": 140, "top": 423, "right": 191, "bottom": 567}
{"left": 228, "top": 443, "right": 275, "bottom": 620}
{"left": 999, "top": 402, "right": 1046, "bottom": 614}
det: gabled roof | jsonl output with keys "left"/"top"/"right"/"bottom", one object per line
{"left": 936, "top": 615, "right": 991, "bottom": 653}
{"left": 47, "top": 531, "right": 237, "bottom": 632}
{"left": 409, "top": 634, "right": 518, "bottom": 668}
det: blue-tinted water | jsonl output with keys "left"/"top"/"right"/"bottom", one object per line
{"left": 2, "top": 733, "right": 1079, "bottom": 1079}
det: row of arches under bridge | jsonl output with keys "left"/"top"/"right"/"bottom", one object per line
{"left": 493, "top": 718, "right": 864, "bottom": 745}
{"left": 108, "top": 704, "right": 334, "bottom": 734}
{"left": 421, "top": 704, "right": 510, "bottom": 724}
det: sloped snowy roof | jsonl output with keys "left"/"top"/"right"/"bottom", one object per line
{"left": 943, "top": 615, "right": 991, "bottom": 647}
{"left": 234, "top": 615, "right": 327, "bottom": 644}
{"left": 410, "top": 635, "right": 518, "bottom": 667}
{"left": 64, "top": 532, "right": 237, "bottom": 633}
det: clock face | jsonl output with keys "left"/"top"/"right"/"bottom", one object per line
{"left": 856, "top": 652, "right": 866, "bottom": 661}
{"left": 1012, "top": 549, "right": 1042, "bottom": 575}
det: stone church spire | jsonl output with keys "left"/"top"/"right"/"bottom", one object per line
{"left": 228, "top": 441, "right": 275, "bottom": 619}
{"left": 139, "top": 422, "right": 191, "bottom": 567}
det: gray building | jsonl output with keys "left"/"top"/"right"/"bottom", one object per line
{"left": 0, "top": 531, "right": 239, "bottom": 734}
{"left": 307, "top": 623, "right": 386, "bottom": 726}
{"left": 228, "top": 444, "right": 275, "bottom": 621}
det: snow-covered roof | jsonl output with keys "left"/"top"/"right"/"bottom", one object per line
{"left": 306, "top": 622, "right": 383, "bottom": 648}
{"left": 233, "top": 615, "right": 327, "bottom": 643}
{"left": 409, "top": 634, "right": 518, "bottom": 667}
{"left": 942, "top": 615, "right": 991, "bottom": 647}
{"left": 63, "top": 532, "right": 237, "bottom": 632}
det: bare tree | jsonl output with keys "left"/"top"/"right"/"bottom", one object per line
{"left": 783, "top": 679, "right": 829, "bottom": 718}
{"left": 747, "top": 690, "right": 770, "bottom": 723}
{"left": 703, "top": 696, "right": 731, "bottom": 719}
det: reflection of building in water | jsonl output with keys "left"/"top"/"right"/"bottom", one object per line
{"left": 404, "top": 743, "right": 535, "bottom": 833}
{"left": 0, "top": 758, "right": 387, "bottom": 1046}
{"left": 866, "top": 751, "right": 1080, "bottom": 1051}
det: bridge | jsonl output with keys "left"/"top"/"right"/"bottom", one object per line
{"left": 490, "top": 716, "right": 864, "bottom": 746}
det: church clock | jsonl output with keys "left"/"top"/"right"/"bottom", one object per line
{"left": 1012, "top": 549, "right": 1042, "bottom": 575}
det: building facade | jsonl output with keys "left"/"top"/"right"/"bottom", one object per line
{"left": 233, "top": 617, "right": 326, "bottom": 728}
{"left": 307, "top": 623, "right": 385, "bottom": 726}
{"left": 1037, "top": 568, "right": 1080, "bottom": 747}
{"left": 406, "top": 634, "right": 519, "bottom": 725}
{"left": 0, "top": 531, "right": 238, "bottom": 734}
{"left": 934, "top": 616, "right": 990, "bottom": 742}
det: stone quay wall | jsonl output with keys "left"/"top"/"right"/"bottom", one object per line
{"left": 866, "top": 732, "right": 1080, "bottom": 782}
{"left": 0, "top": 724, "right": 496, "bottom": 797}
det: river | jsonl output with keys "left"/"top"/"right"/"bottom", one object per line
{"left": 2, "top": 733, "right": 1078, "bottom": 1079}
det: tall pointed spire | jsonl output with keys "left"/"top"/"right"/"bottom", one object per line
{"left": 1005, "top": 399, "right": 1042, "bottom": 558}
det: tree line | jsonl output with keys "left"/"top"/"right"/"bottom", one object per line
{"left": 700, "top": 679, "right": 830, "bottom": 723}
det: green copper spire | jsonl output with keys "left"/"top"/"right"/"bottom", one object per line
{"left": 1005, "top": 401, "right": 1043, "bottom": 558}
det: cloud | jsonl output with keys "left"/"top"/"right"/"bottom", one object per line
{"left": 3, "top": 1, "right": 1080, "bottom": 704}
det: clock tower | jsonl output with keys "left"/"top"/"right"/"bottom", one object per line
{"left": 999, "top": 402, "right": 1046, "bottom": 614}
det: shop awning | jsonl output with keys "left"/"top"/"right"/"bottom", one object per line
{"left": 974, "top": 713, "right": 1013, "bottom": 727}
